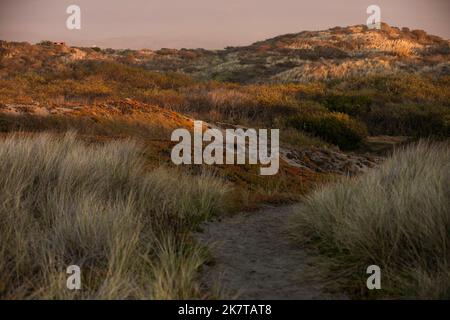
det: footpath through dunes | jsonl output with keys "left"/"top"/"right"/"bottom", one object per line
{"left": 194, "top": 135, "right": 400, "bottom": 299}
{"left": 196, "top": 205, "right": 344, "bottom": 299}
{"left": 194, "top": 133, "right": 413, "bottom": 299}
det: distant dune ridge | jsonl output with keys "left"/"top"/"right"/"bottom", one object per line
{"left": 1, "top": 23, "right": 449, "bottom": 83}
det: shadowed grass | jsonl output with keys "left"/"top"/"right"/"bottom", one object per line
{"left": 290, "top": 140, "right": 450, "bottom": 299}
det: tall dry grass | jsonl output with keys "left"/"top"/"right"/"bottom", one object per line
{"left": 290, "top": 141, "right": 450, "bottom": 299}
{"left": 0, "top": 132, "right": 229, "bottom": 299}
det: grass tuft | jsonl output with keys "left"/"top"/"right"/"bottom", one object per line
{"left": 0, "top": 132, "right": 229, "bottom": 299}
{"left": 290, "top": 140, "right": 450, "bottom": 299}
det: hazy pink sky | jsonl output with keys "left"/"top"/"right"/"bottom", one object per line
{"left": 0, "top": 0, "right": 448, "bottom": 49}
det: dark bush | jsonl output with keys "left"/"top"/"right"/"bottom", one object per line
{"left": 364, "top": 104, "right": 450, "bottom": 137}
{"left": 324, "top": 94, "right": 373, "bottom": 116}
{"left": 288, "top": 112, "right": 368, "bottom": 150}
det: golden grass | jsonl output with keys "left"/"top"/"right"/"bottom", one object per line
{"left": 0, "top": 132, "right": 229, "bottom": 299}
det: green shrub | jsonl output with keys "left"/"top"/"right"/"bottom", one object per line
{"left": 288, "top": 112, "right": 368, "bottom": 150}
{"left": 364, "top": 104, "right": 450, "bottom": 137}
{"left": 324, "top": 93, "right": 373, "bottom": 116}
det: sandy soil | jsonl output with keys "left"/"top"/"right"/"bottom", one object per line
{"left": 196, "top": 205, "right": 341, "bottom": 299}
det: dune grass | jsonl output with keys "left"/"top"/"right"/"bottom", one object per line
{"left": 0, "top": 132, "right": 229, "bottom": 299}
{"left": 290, "top": 140, "right": 450, "bottom": 299}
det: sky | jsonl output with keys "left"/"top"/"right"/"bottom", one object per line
{"left": 0, "top": 0, "right": 448, "bottom": 49}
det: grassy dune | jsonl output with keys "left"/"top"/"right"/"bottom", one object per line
{"left": 0, "top": 132, "right": 229, "bottom": 299}
{"left": 290, "top": 141, "right": 450, "bottom": 299}
{"left": 0, "top": 32, "right": 448, "bottom": 300}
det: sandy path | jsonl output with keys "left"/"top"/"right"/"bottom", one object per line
{"left": 196, "top": 205, "right": 333, "bottom": 299}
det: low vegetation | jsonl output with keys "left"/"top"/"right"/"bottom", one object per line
{"left": 1, "top": 56, "right": 448, "bottom": 150}
{"left": 0, "top": 133, "right": 229, "bottom": 299}
{"left": 288, "top": 112, "right": 368, "bottom": 150}
{"left": 290, "top": 141, "right": 450, "bottom": 299}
